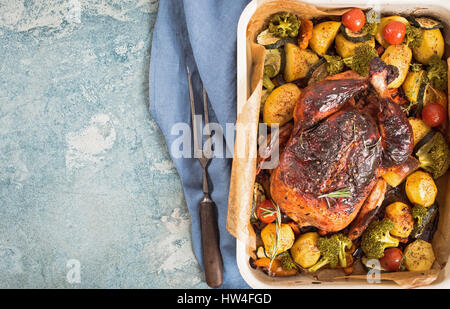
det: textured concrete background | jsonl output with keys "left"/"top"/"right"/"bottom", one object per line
{"left": 0, "top": 0, "right": 209, "bottom": 288}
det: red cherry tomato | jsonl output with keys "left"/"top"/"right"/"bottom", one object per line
{"left": 342, "top": 8, "right": 366, "bottom": 32}
{"left": 256, "top": 200, "right": 277, "bottom": 224}
{"left": 380, "top": 248, "right": 403, "bottom": 271}
{"left": 422, "top": 102, "right": 447, "bottom": 127}
{"left": 383, "top": 21, "right": 406, "bottom": 45}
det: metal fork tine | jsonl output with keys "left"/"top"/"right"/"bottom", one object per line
{"left": 203, "top": 87, "right": 210, "bottom": 136}
{"left": 187, "top": 67, "right": 201, "bottom": 158}
{"left": 203, "top": 87, "right": 213, "bottom": 159}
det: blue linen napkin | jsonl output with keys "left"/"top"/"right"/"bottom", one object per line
{"left": 149, "top": 0, "right": 251, "bottom": 289}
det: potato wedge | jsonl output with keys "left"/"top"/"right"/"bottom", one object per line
{"left": 335, "top": 33, "right": 375, "bottom": 59}
{"left": 290, "top": 232, "right": 321, "bottom": 268}
{"left": 413, "top": 28, "right": 445, "bottom": 65}
{"left": 404, "top": 239, "right": 435, "bottom": 271}
{"left": 405, "top": 170, "right": 437, "bottom": 207}
{"left": 381, "top": 44, "right": 412, "bottom": 88}
{"left": 263, "top": 83, "right": 301, "bottom": 127}
{"left": 309, "top": 21, "right": 341, "bottom": 56}
{"left": 261, "top": 223, "right": 295, "bottom": 257}
{"left": 385, "top": 202, "right": 414, "bottom": 238}
{"left": 402, "top": 70, "right": 426, "bottom": 104}
{"left": 284, "top": 43, "right": 319, "bottom": 82}
{"left": 375, "top": 16, "right": 409, "bottom": 48}
{"left": 408, "top": 118, "right": 431, "bottom": 147}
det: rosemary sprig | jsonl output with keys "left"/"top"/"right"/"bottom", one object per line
{"left": 318, "top": 188, "right": 352, "bottom": 199}
{"left": 268, "top": 201, "right": 282, "bottom": 276}
{"left": 318, "top": 188, "right": 352, "bottom": 209}
{"left": 260, "top": 206, "right": 277, "bottom": 218}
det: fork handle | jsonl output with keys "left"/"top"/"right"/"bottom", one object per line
{"left": 200, "top": 197, "right": 223, "bottom": 288}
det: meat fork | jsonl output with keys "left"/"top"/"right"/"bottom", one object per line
{"left": 187, "top": 67, "right": 223, "bottom": 288}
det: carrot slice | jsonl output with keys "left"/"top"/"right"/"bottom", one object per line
{"left": 254, "top": 258, "right": 298, "bottom": 277}
{"left": 298, "top": 20, "right": 313, "bottom": 49}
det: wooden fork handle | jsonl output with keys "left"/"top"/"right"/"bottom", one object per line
{"left": 200, "top": 198, "right": 223, "bottom": 288}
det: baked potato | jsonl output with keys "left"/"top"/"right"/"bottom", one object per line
{"left": 335, "top": 33, "right": 375, "bottom": 59}
{"left": 381, "top": 44, "right": 412, "bottom": 89}
{"left": 413, "top": 28, "right": 445, "bottom": 65}
{"left": 263, "top": 83, "right": 301, "bottom": 127}
{"left": 385, "top": 202, "right": 414, "bottom": 238}
{"left": 284, "top": 43, "right": 320, "bottom": 82}
{"left": 405, "top": 170, "right": 438, "bottom": 207}
{"left": 408, "top": 118, "right": 431, "bottom": 147}
{"left": 403, "top": 239, "right": 436, "bottom": 271}
{"left": 290, "top": 232, "right": 321, "bottom": 268}
{"left": 402, "top": 70, "right": 426, "bottom": 105}
{"left": 309, "top": 21, "right": 341, "bottom": 56}
{"left": 261, "top": 223, "right": 295, "bottom": 257}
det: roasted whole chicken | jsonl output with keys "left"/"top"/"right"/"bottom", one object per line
{"left": 270, "top": 58, "right": 414, "bottom": 236}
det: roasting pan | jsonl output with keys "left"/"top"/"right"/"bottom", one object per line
{"left": 235, "top": 0, "right": 450, "bottom": 289}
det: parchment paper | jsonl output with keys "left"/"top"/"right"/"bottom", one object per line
{"left": 227, "top": 0, "right": 450, "bottom": 288}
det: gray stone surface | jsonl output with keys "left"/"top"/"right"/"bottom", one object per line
{"left": 0, "top": 0, "right": 208, "bottom": 288}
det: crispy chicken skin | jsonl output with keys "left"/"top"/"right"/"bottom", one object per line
{"left": 293, "top": 74, "right": 368, "bottom": 128}
{"left": 270, "top": 59, "right": 413, "bottom": 233}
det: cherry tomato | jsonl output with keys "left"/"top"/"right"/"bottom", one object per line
{"left": 380, "top": 248, "right": 403, "bottom": 271}
{"left": 383, "top": 21, "right": 406, "bottom": 45}
{"left": 342, "top": 8, "right": 366, "bottom": 32}
{"left": 256, "top": 200, "right": 277, "bottom": 224}
{"left": 422, "top": 102, "right": 447, "bottom": 127}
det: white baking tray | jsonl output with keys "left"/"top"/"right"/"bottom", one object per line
{"left": 236, "top": 0, "right": 450, "bottom": 288}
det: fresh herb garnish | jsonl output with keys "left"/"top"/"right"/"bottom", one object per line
{"left": 318, "top": 188, "right": 352, "bottom": 209}
{"left": 318, "top": 188, "right": 352, "bottom": 199}
{"left": 268, "top": 201, "right": 282, "bottom": 275}
{"left": 260, "top": 206, "right": 277, "bottom": 218}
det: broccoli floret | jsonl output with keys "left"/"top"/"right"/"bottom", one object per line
{"left": 427, "top": 56, "right": 448, "bottom": 91}
{"left": 342, "top": 44, "right": 379, "bottom": 77}
{"left": 359, "top": 22, "right": 378, "bottom": 36}
{"left": 308, "top": 233, "right": 352, "bottom": 272}
{"left": 278, "top": 252, "right": 298, "bottom": 271}
{"left": 324, "top": 55, "right": 345, "bottom": 76}
{"left": 411, "top": 205, "right": 432, "bottom": 238}
{"left": 417, "top": 132, "right": 450, "bottom": 179}
{"left": 323, "top": 44, "right": 378, "bottom": 77}
{"left": 412, "top": 205, "right": 428, "bottom": 228}
{"left": 361, "top": 218, "right": 399, "bottom": 259}
{"left": 268, "top": 13, "right": 300, "bottom": 38}
{"left": 404, "top": 24, "right": 423, "bottom": 48}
